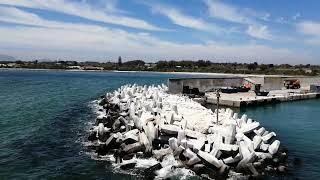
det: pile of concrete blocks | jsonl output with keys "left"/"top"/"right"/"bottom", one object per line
{"left": 87, "top": 84, "right": 288, "bottom": 179}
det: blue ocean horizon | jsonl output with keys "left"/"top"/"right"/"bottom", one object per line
{"left": 0, "top": 69, "right": 319, "bottom": 179}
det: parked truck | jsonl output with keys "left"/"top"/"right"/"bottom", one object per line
{"left": 284, "top": 79, "right": 301, "bottom": 89}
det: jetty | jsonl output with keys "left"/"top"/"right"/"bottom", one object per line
{"left": 206, "top": 90, "right": 320, "bottom": 108}
{"left": 168, "top": 75, "right": 320, "bottom": 108}
{"left": 87, "top": 84, "right": 288, "bottom": 179}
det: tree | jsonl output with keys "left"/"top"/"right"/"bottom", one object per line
{"left": 118, "top": 56, "right": 122, "bottom": 66}
{"left": 260, "top": 64, "right": 268, "bottom": 71}
{"left": 247, "top": 62, "right": 258, "bottom": 71}
{"left": 123, "top": 60, "right": 145, "bottom": 67}
{"left": 15, "top": 60, "right": 23, "bottom": 64}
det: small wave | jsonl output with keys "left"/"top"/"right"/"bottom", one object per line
{"left": 113, "top": 156, "right": 159, "bottom": 169}
{"left": 88, "top": 100, "right": 105, "bottom": 116}
{"left": 112, "top": 156, "right": 197, "bottom": 179}
{"left": 155, "top": 154, "right": 197, "bottom": 180}
{"left": 85, "top": 99, "right": 104, "bottom": 130}
{"left": 155, "top": 166, "right": 197, "bottom": 180}
{"left": 85, "top": 151, "right": 116, "bottom": 162}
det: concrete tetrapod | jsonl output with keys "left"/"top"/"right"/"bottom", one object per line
{"left": 86, "top": 84, "right": 288, "bottom": 179}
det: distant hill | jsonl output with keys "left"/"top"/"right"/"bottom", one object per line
{"left": 0, "top": 54, "right": 16, "bottom": 61}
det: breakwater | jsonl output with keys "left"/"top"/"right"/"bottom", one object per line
{"left": 87, "top": 84, "right": 288, "bottom": 179}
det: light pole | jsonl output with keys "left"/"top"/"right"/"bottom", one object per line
{"left": 216, "top": 89, "right": 221, "bottom": 123}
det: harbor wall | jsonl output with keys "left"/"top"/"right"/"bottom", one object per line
{"left": 168, "top": 78, "right": 243, "bottom": 94}
{"left": 295, "top": 77, "right": 320, "bottom": 88}
{"left": 263, "top": 77, "right": 284, "bottom": 90}
{"left": 258, "top": 76, "right": 320, "bottom": 91}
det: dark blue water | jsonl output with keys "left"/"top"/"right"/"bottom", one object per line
{"left": 0, "top": 70, "right": 319, "bottom": 179}
{"left": 241, "top": 100, "right": 320, "bottom": 179}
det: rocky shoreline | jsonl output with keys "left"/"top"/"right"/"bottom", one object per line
{"left": 86, "top": 84, "right": 288, "bottom": 179}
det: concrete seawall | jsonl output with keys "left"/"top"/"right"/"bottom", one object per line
{"left": 168, "top": 77, "right": 244, "bottom": 94}
{"left": 169, "top": 76, "right": 320, "bottom": 93}
{"left": 255, "top": 76, "right": 320, "bottom": 91}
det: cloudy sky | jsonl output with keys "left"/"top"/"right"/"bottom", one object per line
{"left": 0, "top": 0, "right": 319, "bottom": 64}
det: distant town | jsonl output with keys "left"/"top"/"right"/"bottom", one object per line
{"left": 0, "top": 56, "right": 319, "bottom": 76}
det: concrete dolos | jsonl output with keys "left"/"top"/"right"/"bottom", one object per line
{"left": 87, "top": 84, "right": 287, "bottom": 179}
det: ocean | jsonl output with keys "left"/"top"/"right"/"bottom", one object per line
{"left": 0, "top": 69, "right": 319, "bottom": 179}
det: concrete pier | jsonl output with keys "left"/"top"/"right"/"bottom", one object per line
{"left": 168, "top": 75, "right": 320, "bottom": 108}
{"left": 206, "top": 90, "right": 320, "bottom": 108}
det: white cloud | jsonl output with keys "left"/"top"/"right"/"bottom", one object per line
{"left": 0, "top": 6, "right": 109, "bottom": 32}
{"left": 261, "top": 13, "right": 271, "bottom": 21}
{"left": 246, "top": 25, "right": 273, "bottom": 40}
{"left": 304, "top": 38, "right": 320, "bottom": 45}
{"left": 275, "top": 17, "right": 290, "bottom": 24}
{"left": 0, "top": 26, "right": 311, "bottom": 63}
{"left": 298, "top": 21, "right": 320, "bottom": 36}
{"left": 274, "top": 14, "right": 300, "bottom": 24}
{"left": 297, "top": 21, "right": 320, "bottom": 45}
{"left": 205, "top": 0, "right": 255, "bottom": 25}
{"left": 151, "top": 5, "right": 212, "bottom": 31}
{"left": 0, "top": 6, "right": 41, "bottom": 25}
{"left": 102, "top": 0, "right": 126, "bottom": 14}
{"left": 0, "top": 25, "right": 312, "bottom": 63}
{"left": 0, "top": 5, "right": 314, "bottom": 63}
{"left": 204, "top": 0, "right": 276, "bottom": 40}
{"left": 292, "top": 13, "right": 301, "bottom": 21}
{"left": 146, "top": 3, "right": 225, "bottom": 34}
{"left": 0, "top": 0, "right": 163, "bottom": 31}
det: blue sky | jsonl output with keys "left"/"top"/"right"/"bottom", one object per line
{"left": 0, "top": 0, "right": 319, "bottom": 64}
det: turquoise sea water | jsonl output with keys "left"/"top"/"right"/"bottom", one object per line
{"left": 0, "top": 69, "right": 319, "bottom": 179}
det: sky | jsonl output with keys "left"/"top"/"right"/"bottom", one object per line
{"left": 0, "top": 0, "right": 319, "bottom": 64}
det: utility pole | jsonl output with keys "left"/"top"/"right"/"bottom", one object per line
{"left": 216, "top": 89, "right": 221, "bottom": 123}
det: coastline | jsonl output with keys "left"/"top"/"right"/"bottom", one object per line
{"left": 0, "top": 67, "right": 303, "bottom": 77}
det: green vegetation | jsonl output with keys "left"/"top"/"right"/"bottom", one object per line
{"left": 0, "top": 59, "right": 319, "bottom": 76}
